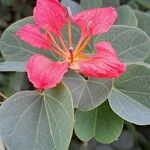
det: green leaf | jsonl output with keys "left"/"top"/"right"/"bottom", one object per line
{"left": 1, "top": 0, "right": 13, "bottom": 6}
{"left": 134, "top": 0, "right": 150, "bottom": 9}
{"left": 63, "top": 71, "right": 113, "bottom": 111}
{"left": 101, "top": 0, "right": 120, "bottom": 7}
{"left": 10, "top": 73, "right": 27, "bottom": 93}
{"left": 61, "top": 0, "right": 81, "bottom": 15}
{"left": 75, "top": 101, "right": 124, "bottom": 143}
{"left": 147, "top": 11, "right": 150, "bottom": 14}
{"left": 95, "top": 25, "right": 150, "bottom": 64}
{"left": 128, "top": 0, "right": 139, "bottom": 9}
{"left": 135, "top": 10, "right": 150, "bottom": 37}
{"left": 144, "top": 52, "right": 150, "bottom": 64}
{"left": 116, "top": 5, "right": 138, "bottom": 27}
{"left": 0, "top": 17, "right": 57, "bottom": 62}
{"left": 131, "top": 10, "right": 150, "bottom": 68}
{"left": 109, "top": 65, "right": 150, "bottom": 125}
{"left": 80, "top": 0, "right": 119, "bottom": 9}
{"left": 0, "top": 83, "right": 74, "bottom": 150}
{"left": 81, "top": 0, "right": 102, "bottom": 9}
{"left": 0, "top": 61, "right": 26, "bottom": 72}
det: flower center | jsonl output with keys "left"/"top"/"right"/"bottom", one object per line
{"left": 69, "top": 47, "right": 74, "bottom": 64}
{"left": 44, "top": 7, "right": 92, "bottom": 68}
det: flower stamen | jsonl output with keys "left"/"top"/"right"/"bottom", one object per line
{"left": 74, "top": 34, "right": 92, "bottom": 57}
{"left": 50, "top": 46, "right": 68, "bottom": 59}
{"left": 74, "top": 36, "right": 85, "bottom": 54}
{"left": 45, "top": 25, "right": 69, "bottom": 58}
{"left": 67, "top": 7, "right": 73, "bottom": 48}
{"left": 58, "top": 36, "right": 70, "bottom": 54}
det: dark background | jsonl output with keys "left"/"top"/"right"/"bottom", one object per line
{"left": 0, "top": 0, "right": 150, "bottom": 150}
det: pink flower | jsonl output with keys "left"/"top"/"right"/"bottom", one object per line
{"left": 16, "top": 0, "right": 127, "bottom": 89}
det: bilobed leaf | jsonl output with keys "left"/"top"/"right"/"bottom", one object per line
{"left": 109, "top": 65, "right": 150, "bottom": 125}
{"left": 144, "top": 52, "right": 150, "bottom": 64}
{"left": 95, "top": 25, "right": 150, "bottom": 65}
{"left": 135, "top": 0, "right": 150, "bottom": 9}
{"left": 10, "top": 73, "right": 27, "bottom": 93}
{"left": 128, "top": 0, "right": 139, "bottom": 9}
{"left": 63, "top": 71, "right": 113, "bottom": 111}
{"left": 75, "top": 101, "right": 124, "bottom": 143}
{"left": 101, "top": 0, "right": 120, "bottom": 7}
{"left": 81, "top": 0, "right": 119, "bottom": 9}
{"left": 81, "top": 0, "right": 102, "bottom": 9}
{"left": 116, "top": 5, "right": 138, "bottom": 27}
{"left": 1, "top": 0, "right": 13, "bottom": 6}
{"left": 135, "top": 10, "right": 150, "bottom": 37}
{"left": 0, "top": 17, "right": 57, "bottom": 62}
{"left": 0, "top": 61, "right": 26, "bottom": 72}
{"left": 0, "top": 83, "right": 74, "bottom": 150}
{"left": 61, "top": 0, "right": 81, "bottom": 15}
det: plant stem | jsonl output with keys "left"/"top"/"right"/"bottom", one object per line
{"left": 0, "top": 92, "right": 8, "bottom": 100}
{"left": 82, "top": 142, "right": 88, "bottom": 150}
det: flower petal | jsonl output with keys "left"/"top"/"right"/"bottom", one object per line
{"left": 78, "top": 42, "right": 127, "bottom": 78}
{"left": 34, "top": 0, "right": 67, "bottom": 36}
{"left": 16, "top": 24, "right": 50, "bottom": 50}
{"left": 73, "top": 7, "right": 117, "bottom": 36}
{"left": 27, "top": 54, "right": 68, "bottom": 89}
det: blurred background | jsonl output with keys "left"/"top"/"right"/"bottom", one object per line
{"left": 0, "top": 0, "right": 150, "bottom": 150}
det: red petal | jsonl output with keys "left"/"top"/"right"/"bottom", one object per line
{"left": 78, "top": 42, "right": 127, "bottom": 78}
{"left": 73, "top": 7, "right": 117, "bottom": 36}
{"left": 34, "top": 0, "right": 67, "bottom": 36}
{"left": 27, "top": 54, "right": 68, "bottom": 89}
{"left": 16, "top": 24, "right": 50, "bottom": 50}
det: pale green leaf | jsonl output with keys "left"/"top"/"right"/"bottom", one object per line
{"left": 144, "top": 52, "right": 150, "bottom": 64}
{"left": 81, "top": 0, "right": 119, "bottom": 9}
{"left": 101, "top": 0, "right": 120, "bottom": 7}
{"left": 127, "top": 10, "right": 150, "bottom": 67}
{"left": 63, "top": 71, "right": 113, "bottom": 111}
{"left": 75, "top": 101, "right": 124, "bottom": 143}
{"left": 95, "top": 25, "right": 150, "bottom": 64}
{"left": 135, "top": 10, "right": 150, "bottom": 37}
{"left": 109, "top": 65, "right": 150, "bottom": 125}
{"left": 0, "top": 61, "right": 26, "bottom": 72}
{"left": 1, "top": 0, "right": 13, "bottom": 6}
{"left": 128, "top": 0, "right": 139, "bottom": 9}
{"left": 135, "top": 0, "right": 150, "bottom": 9}
{"left": 81, "top": 0, "right": 102, "bottom": 9}
{"left": 116, "top": 5, "right": 138, "bottom": 27}
{"left": 61, "top": 0, "right": 81, "bottom": 15}
{"left": 0, "top": 83, "right": 74, "bottom": 150}
{"left": 0, "top": 17, "right": 57, "bottom": 62}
